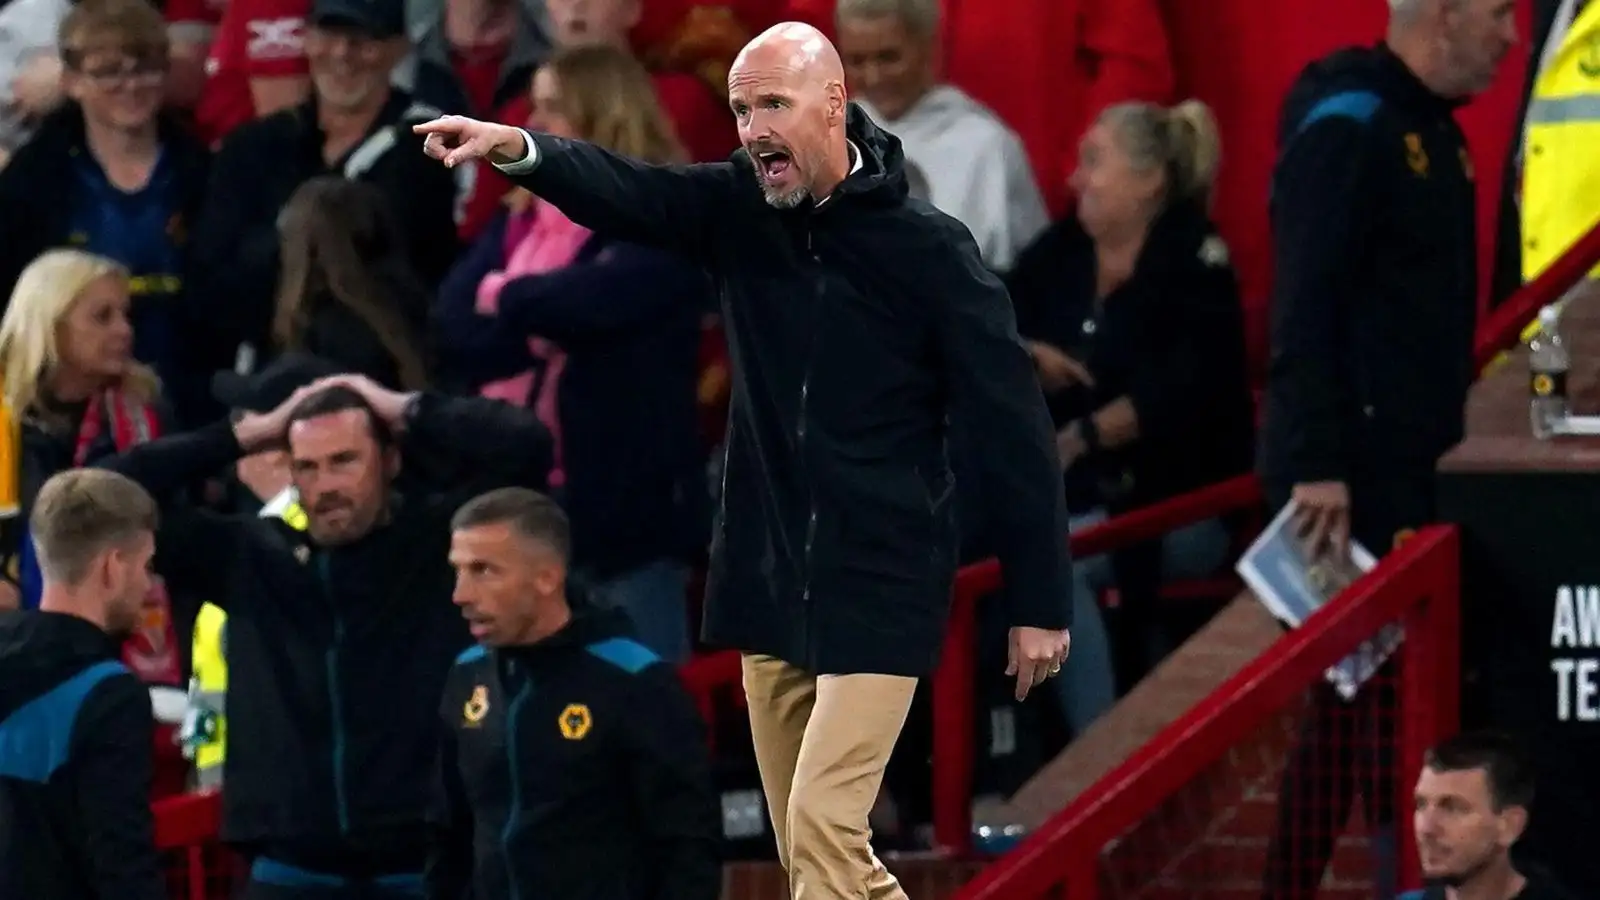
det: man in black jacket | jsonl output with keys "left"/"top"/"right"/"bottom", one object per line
{"left": 416, "top": 21, "right": 1071, "bottom": 900}
{"left": 427, "top": 487, "right": 719, "bottom": 900}
{"left": 0, "top": 468, "right": 165, "bottom": 900}
{"left": 102, "top": 374, "right": 550, "bottom": 900}
{"left": 185, "top": 0, "right": 464, "bottom": 409}
{"left": 1258, "top": 1, "right": 1515, "bottom": 897}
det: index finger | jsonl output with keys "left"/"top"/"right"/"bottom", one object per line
{"left": 411, "top": 118, "right": 457, "bottom": 134}
{"left": 1065, "top": 359, "right": 1095, "bottom": 386}
{"left": 1014, "top": 658, "right": 1038, "bottom": 701}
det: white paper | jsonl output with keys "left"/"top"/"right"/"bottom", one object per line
{"left": 1236, "top": 501, "right": 1401, "bottom": 701}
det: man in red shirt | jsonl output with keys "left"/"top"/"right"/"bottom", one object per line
{"left": 168, "top": 0, "right": 312, "bottom": 146}
{"left": 417, "top": 0, "right": 741, "bottom": 240}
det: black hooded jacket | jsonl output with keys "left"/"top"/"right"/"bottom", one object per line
{"left": 0, "top": 611, "right": 163, "bottom": 900}
{"left": 498, "top": 104, "right": 1071, "bottom": 677}
{"left": 427, "top": 604, "right": 719, "bottom": 900}
{"left": 1259, "top": 44, "right": 1478, "bottom": 494}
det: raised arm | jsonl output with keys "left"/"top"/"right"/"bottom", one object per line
{"left": 399, "top": 390, "right": 553, "bottom": 492}
{"left": 414, "top": 116, "right": 739, "bottom": 261}
{"left": 95, "top": 419, "right": 252, "bottom": 601}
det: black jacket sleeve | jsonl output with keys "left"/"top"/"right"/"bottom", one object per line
{"left": 424, "top": 720, "right": 473, "bottom": 900}
{"left": 1266, "top": 116, "right": 1374, "bottom": 484}
{"left": 502, "top": 134, "right": 738, "bottom": 261}
{"left": 930, "top": 217, "right": 1072, "bottom": 629}
{"left": 403, "top": 391, "right": 553, "bottom": 494}
{"left": 71, "top": 674, "right": 165, "bottom": 900}
{"left": 185, "top": 128, "right": 286, "bottom": 354}
{"left": 96, "top": 420, "right": 249, "bottom": 601}
{"left": 621, "top": 665, "right": 721, "bottom": 900}
{"left": 384, "top": 128, "right": 463, "bottom": 287}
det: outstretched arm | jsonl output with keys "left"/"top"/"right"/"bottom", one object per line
{"left": 415, "top": 117, "right": 738, "bottom": 261}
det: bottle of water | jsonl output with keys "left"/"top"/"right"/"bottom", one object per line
{"left": 1530, "top": 304, "right": 1570, "bottom": 439}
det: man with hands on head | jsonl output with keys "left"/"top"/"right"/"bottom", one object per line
{"left": 99, "top": 367, "right": 551, "bottom": 900}
{"left": 416, "top": 20, "right": 1071, "bottom": 900}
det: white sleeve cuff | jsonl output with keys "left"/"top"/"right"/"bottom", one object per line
{"left": 492, "top": 128, "right": 540, "bottom": 175}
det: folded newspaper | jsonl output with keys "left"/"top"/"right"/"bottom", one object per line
{"left": 1235, "top": 501, "right": 1403, "bottom": 701}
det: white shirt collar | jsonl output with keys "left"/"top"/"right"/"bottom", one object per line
{"left": 815, "top": 141, "right": 864, "bottom": 208}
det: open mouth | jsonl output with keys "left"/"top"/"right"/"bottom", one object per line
{"left": 755, "top": 150, "right": 792, "bottom": 180}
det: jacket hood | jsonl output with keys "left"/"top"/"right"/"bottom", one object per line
{"left": 1280, "top": 43, "right": 1462, "bottom": 137}
{"left": 500, "top": 592, "right": 642, "bottom": 664}
{"left": 837, "top": 102, "right": 910, "bottom": 205}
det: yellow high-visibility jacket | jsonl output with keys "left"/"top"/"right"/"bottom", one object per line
{"left": 189, "top": 489, "right": 307, "bottom": 782}
{"left": 1517, "top": 0, "right": 1600, "bottom": 344}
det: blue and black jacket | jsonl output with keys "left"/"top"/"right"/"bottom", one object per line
{"left": 0, "top": 610, "right": 164, "bottom": 900}
{"left": 426, "top": 606, "right": 720, "bottom": 900}
{"left": 1258, "top": 43, "right": 1479, "bottom": 498}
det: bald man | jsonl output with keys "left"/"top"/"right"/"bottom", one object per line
{"left": 417, "top": 23, "right": 1073, "bottom": 898}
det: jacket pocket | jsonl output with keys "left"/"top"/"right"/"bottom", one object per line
{"left": 834, "top": 462, "right": 944, "bottom": 584}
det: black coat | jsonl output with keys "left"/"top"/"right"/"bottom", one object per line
{"left": 0, "top": 611, "right": 163, "bottom": 900}
{"left": 1007, "top": 201, "right": 1255, "bottom": 516}
{"left": 1259, "top": 45, "right": 1477, "bottom": 494}
{"left": 185, "top": 91, "right": 463, "bottom": 386}
{"left": 427, "top": 605, "right": 719, "bottom": 900}
{"left": 98, "top": 394, "right": 550, "bottom": 870}
{"left": 502, "top": 105, "right": 1070, "bottom": 677}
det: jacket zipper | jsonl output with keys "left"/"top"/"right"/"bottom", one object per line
{"left": 316, "top": 553, "right": 351, "bottom": 835}
{"left": 501, "top": 675, "right": 533, "bottom": 900}
{"left": 798, "top": 227, "right": 821, "bottom": 657}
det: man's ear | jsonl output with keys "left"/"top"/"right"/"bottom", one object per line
{"left": 828, "top": 81, "right": 848, "bottom": 123}
{"left": 1497, "top": 804, "right": 1529, "bottom": 847}
{"left": 94, "top": 547, "right": 120, "bottom": 593}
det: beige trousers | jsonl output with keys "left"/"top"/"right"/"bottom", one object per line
{"left": 741, "top": 653, "right": 919, "bottom": 900}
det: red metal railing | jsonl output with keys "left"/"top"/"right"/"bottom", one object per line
{"left": 927, "top": 214, "right": 1600, "bottom": 852}
{"left": 950, "top": 524, "right": 1460, "bottom": 899}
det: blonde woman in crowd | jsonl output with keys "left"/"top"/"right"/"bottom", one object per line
{"left": 0, "top": 249, "right": 183, "bottom": 689}
{"left": 1001, "top": 99, "right": 1254, "bottom": 734}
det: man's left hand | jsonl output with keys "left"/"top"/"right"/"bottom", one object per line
{"left": 1007, "top": 626, "right": 1071, "bottom": 700}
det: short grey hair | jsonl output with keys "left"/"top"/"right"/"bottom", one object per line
{"left": 1388, "top": 0, "right": 1430, "bottom": 22}
{"left": 834, "top": 0, "right": 940, "bottom": 40}
{"left": 451, "top": 487, "right": 571, "bottom": 563}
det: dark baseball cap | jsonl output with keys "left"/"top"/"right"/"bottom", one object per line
{"left": 212, "top": 353, "right": 343, "bottom": 413}
{"left": 309, "top": 0, "right": 406, "bottom": 39}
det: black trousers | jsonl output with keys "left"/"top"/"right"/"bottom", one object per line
{"left": 1259, "top": 469, "right": 1435, "bottom": 899}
